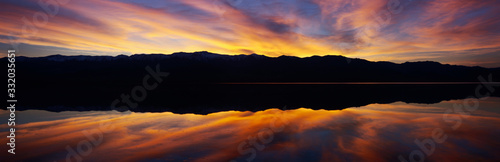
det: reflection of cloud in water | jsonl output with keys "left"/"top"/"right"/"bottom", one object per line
{"left": 1, "top": 98, "right": 500, "bottom": 161}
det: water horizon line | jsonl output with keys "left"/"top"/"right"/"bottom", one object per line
{"left": 215, "top": 82, "right": 500, "bottom": 85}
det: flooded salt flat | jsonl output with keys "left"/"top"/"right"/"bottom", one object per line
{"left": 1, "top": 97, "right": 500, "bottom": 161}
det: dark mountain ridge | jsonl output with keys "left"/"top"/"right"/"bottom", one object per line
{"left": 9, "top": 51, "right": 500, "bottom": 82}
{"left": 4, "top": 51, "right": 500, "bottom": 113}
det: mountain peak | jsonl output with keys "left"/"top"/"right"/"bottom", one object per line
{"left": 10, "top": 52, "right": 483, "bottom": 69}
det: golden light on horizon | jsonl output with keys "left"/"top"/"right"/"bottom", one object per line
{"left": 1, "top": 0, "right": 500, "bottom": 67}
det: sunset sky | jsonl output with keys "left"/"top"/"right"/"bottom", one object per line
{"left": 1, "top": 0, "right": 500, "bottom": 67}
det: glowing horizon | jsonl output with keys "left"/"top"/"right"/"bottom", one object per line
{"left": 1, "top": 0, "right": 500, "bottom": 67}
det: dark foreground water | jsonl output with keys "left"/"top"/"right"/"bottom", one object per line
{"left": 1, "top": 97, "right": 500, "bottom": 162}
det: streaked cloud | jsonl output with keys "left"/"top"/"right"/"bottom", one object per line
{"left": 1, "top": 0, "right": 499, "bottom": 67}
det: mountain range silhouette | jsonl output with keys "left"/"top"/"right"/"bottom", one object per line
{"left": 5, "top": 51, "right": 500, "bottom": 113}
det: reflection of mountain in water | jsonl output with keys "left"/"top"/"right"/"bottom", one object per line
{"left": 6, "top": 52, "right": 500, "bottom": 114}
{"left": 8, "top": 98, "right": 500, "bottom": 162}
{"left": 15, "top": 83, "right": 500, "bottom": 114}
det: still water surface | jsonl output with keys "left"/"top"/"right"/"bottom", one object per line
{"left": 1, "top": 97, "right": 500, "bottom": 161}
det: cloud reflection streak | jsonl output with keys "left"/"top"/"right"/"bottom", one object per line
{"left": 1, "top": 99, "right": 500, "bottom": 161}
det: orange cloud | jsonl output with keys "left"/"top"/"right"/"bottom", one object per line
{"left": 1, "top": 0, "right": 499, "bottom": 67}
